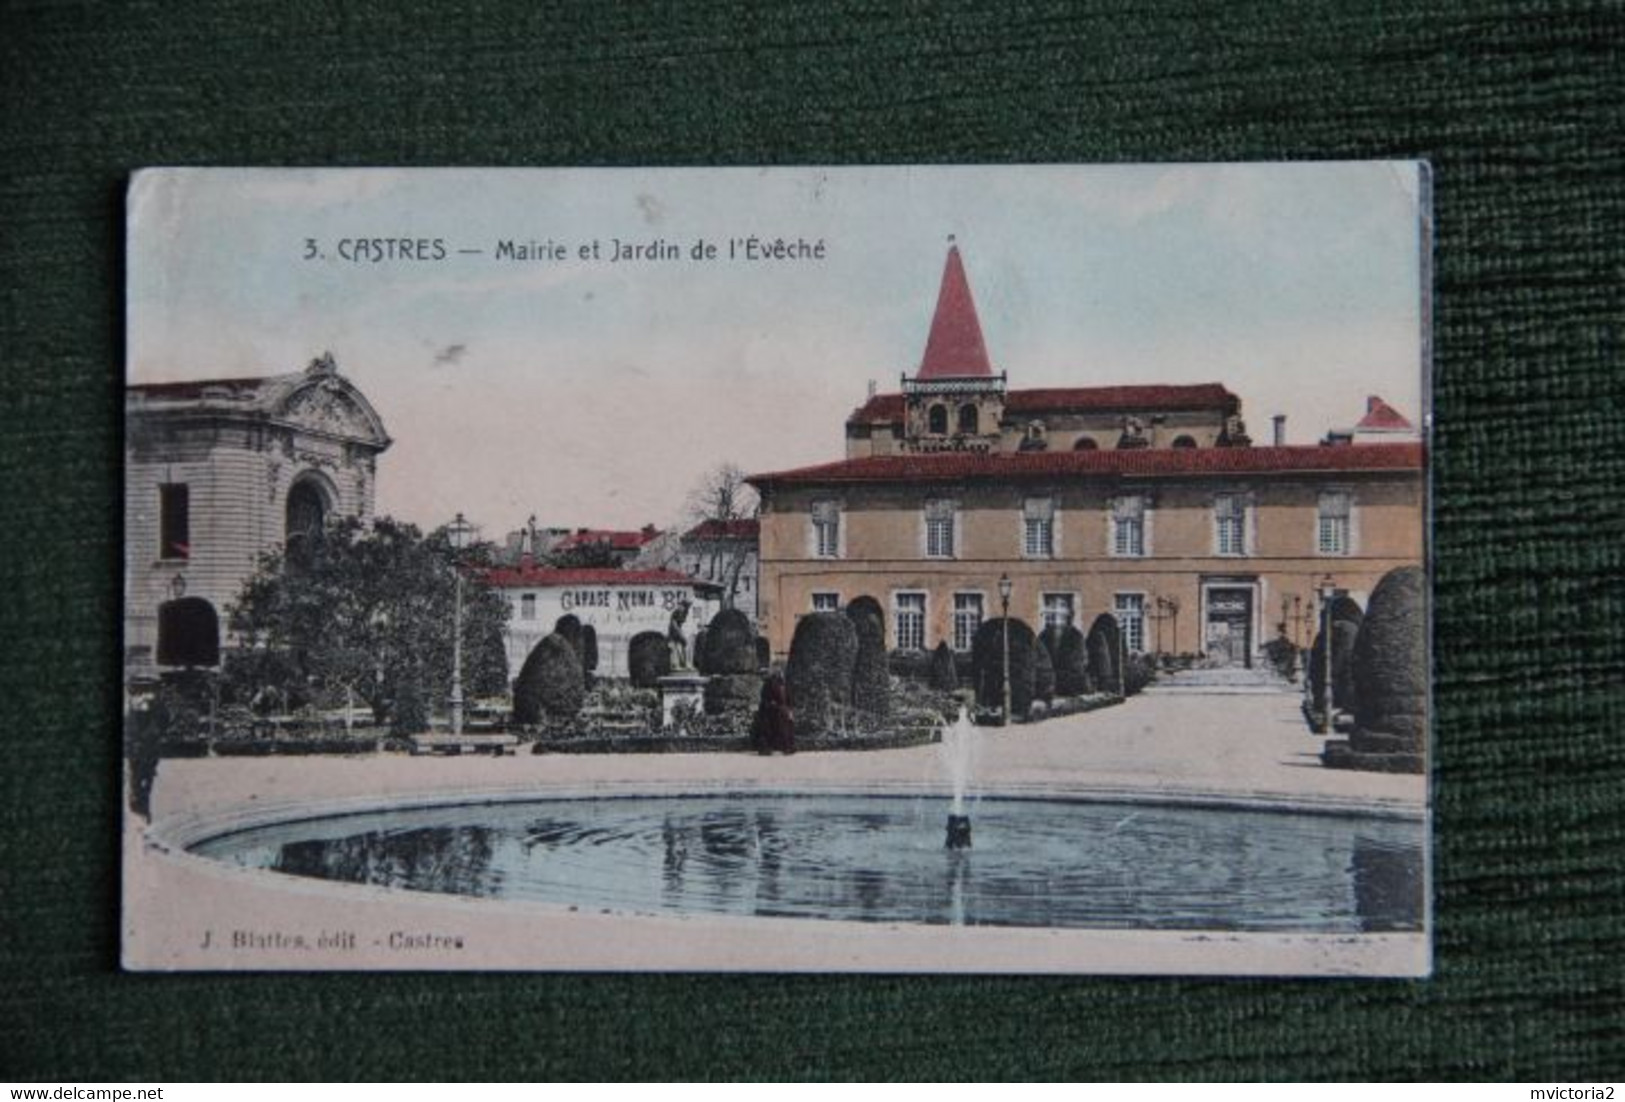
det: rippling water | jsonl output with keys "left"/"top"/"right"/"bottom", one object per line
{"left": 191, "top": 795, "right": 1424, "bottom": 932}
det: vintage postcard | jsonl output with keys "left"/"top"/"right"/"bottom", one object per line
{"left": 123, "top": 164, "right": 1431, "bottom": 974}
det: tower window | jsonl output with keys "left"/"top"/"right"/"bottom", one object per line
{"left": 159, "top": 483, "right": 190, "bottom": 560}
{"left": 928, "top": 404, "right": 948, "bottom": 434}
{"left": 285, "top": 478, "right": 328, "bottom": 542}
{"left": 958, "top": 404, "right": 979, "bottom": 433}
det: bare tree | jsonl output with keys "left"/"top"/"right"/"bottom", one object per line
{"left": 682, "top": 462, "right": 759, "bottom": 612}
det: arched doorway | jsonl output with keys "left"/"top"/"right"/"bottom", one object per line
{"left": 156, "top": 596, "right": 220, "bottom": 668}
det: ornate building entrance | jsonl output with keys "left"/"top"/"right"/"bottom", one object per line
{"left": 1202, "top": 581, "right": 1257, "bottom": 668}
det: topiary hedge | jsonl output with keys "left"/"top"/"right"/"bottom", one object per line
{"left": 704, "top": 608, "right": 758, "bottom": 675}
{"left": 703, "top": 672, "right": 762, "bottom": 718}
{"left": 928, "top": 641, "right": 959, "bottom": 693}
{"left": 513, "top": 633, "right": 585, "bottom": 724}
{"left": 1349, "top": 565, "right": 1427, "bottom": 757}
{"left": 786, "top": 611, "right": 858, "bottom": 735}
{"left": 1123, "top": 651, "right": 1155, "bottom": 695}
{"left": 553, "top": 614, "right": 583, "bottom": 656}
{"left": 627, "top": 630, "right": 671, "bottom": 688}
{"left": 692, "top": 626, "right": 713, "bottom": 674}
{"left": 1086, "top": 614, "right": 1123, "bottom": 696}
{"left": 1330, "top": 594, "right": 1366, "bottom": 629}
{"left": 971, "top": 617, "right": 1037, "bottom": 720}
{"left": 845, "top": 596, "right": 891, "bottom": 719}
{"left": 1033, "top": 633, "right": 1056, "bottom": 703}
{"left": 1310, "top": 618, "right": 1361, "bottom": 715}
{"left": 1051, "top": 624, "right": 1091, "bottom": 696}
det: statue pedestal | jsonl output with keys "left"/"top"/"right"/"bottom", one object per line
{"left": 657, "top": 673, "right": 708, "bottom": 732}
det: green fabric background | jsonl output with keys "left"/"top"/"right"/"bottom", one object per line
{"left": 2, "top": 0, "right": 1621, "bottom": 1081}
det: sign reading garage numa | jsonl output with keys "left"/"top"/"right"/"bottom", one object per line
{"left": 482, "top": 565, "right": 722, "bottom": 681}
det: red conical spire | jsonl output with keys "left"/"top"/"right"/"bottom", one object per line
{"left": 917, "top": 240, "right": 993, "bottom": 380}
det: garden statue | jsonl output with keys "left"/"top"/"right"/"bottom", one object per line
{"left": 667, "top": 600, "right": 693, "bottom": 671}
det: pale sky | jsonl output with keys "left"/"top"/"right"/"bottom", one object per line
{"left": 128, "top": 164, "right": 1427, "bottom": 537}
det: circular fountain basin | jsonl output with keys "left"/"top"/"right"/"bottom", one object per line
{"left": 189, "top": 794, "right": 1424, "bottom": 933}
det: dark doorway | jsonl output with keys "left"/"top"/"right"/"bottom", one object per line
{"left": 1204, "top": 586, "right": 1253, "bottom": 668}
{"left": 157, "top": 596, "right": 220, "bottom": 668}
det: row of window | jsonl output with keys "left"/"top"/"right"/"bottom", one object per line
{"left": 811, "top": 590, "right": 1147, "bottom": 653}
{"left": 920, "top": 403, "right": 1205, "bottom": 451}
{"left": 809, "top": 491, "right": 1354, "bottom": 560}
{"left": 154, "top": 478, "right": 334, "bottom": 561}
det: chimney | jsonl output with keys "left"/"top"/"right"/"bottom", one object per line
{"left": 1272, "top": 414, "right": 1286, "bottom": 447}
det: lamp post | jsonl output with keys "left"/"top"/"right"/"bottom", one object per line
{"left": 1317, "top": 573, "right": 1336, "bottom": 734}
{"left": 447, "top": 512, "right": 474, "bottom": 737}
{"left": 997, "top": 573, "right": 1013, "bottom": 725}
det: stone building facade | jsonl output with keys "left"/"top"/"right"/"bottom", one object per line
{"left": 124, "top": 354, "right": 391, "bottom": 678}
{"left": 482, "top": 564, "right": 722, "bottom": 680}
{"left": 749, "top": 245, "right": 1424, "bottom": 667}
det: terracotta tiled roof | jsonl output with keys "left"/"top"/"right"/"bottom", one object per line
{"left": 848, "top": 393, "right": 906, "bottom": 422}
{"left": 749, "top": 443, "right": 1423, "bottom": 487}
{"left": 482, "top": 566, "right": 709, "bottom": 588}
{"left": 916, "top": 244, "right": 994, "bottom": 380}
{"left": 684, "top": 518, "right": 760, "bottom": 541}
{"left": 553, "top": 528, "right": 660, "bottom": 551}
{"left": 1355, "top": 394, "right": 1414, "bottom": 431}
{"left": 1006, "top": 384, "right": 1238, "bottom": 414}
{"left": 847, "top": 383, "right": 1240, "bottom": 425}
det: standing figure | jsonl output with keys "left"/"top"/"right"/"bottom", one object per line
{"left": 753, "top": 670, "right": 796, "bottom": 755}
{"left": 667, "top": 600, "right": 692, "bottom": 671}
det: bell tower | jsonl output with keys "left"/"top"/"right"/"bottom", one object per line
{"left": 901, "top": 238, "right": 1005, "bottom": 453}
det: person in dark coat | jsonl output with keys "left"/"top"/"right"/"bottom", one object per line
{"left": 753, "top": 671, "right": 796, "bottom": 755}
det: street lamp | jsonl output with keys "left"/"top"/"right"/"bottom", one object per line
{"left": 997, "top": 573, "right": 1013, "bottom": 725}
{"left": 1317, "top": 573, "right": 1336, "bottom": 734}
{"left": 447, "top": 512, "right": 474, "bottom": 737}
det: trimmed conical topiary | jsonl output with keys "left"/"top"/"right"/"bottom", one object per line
{"left": 552, "top": 614, "right": 583, "bottom": 656}
{"left": 928, "top": 641, "right": 959, "bottom": 693}
{"left": 1052, "top": 624, "right": 1091, "bottom": 697}
{"left": 1033, "top": 632, "right": 1056, "bottom": 703}
{"left": 971, "top": 617, "right": 1037, "bottom": 719}
{"left": 1086, "top": 614, "right": 1123, "bottom": 696}
{"left": 1347, "top": 565, "right": 1427, "bottom": 765}
{"left": 514, "top": 633, "right": 585, "bottom": 724}
{"left": 1309, "top": 618, "right": 1361, "bottom": 715}
{"left": 627, "top": 630, "right": 672, "bottom": 689}
{"left": 786, "top": 611, "right": 858, "bottom": 735}
{"left": 845, "top": 596, "right": 891, "bottom": 720}
{"left": 704, "top": 608, "right": 758, "bottom": 675}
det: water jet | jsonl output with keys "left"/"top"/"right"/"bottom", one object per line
{"left": 939, "top": 705, "right": 980, "bottom": 850}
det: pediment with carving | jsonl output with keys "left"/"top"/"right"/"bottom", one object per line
{"left": 282, "top": 379, "right": 385, "bottom": 444}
